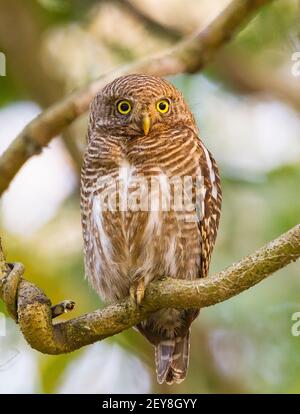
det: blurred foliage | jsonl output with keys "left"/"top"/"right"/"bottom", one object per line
{"left": 235, "top": 0, "right": 299, "bottom": 52}
{"left": 0, "top": 0, "right": 300, "bottom": 394}
{"left": 0, "top": 75, "right": 21, "bottom": 107}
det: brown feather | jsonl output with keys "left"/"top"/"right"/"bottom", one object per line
{"left": 80, "top": 74, "right": 222, "bottom": 384}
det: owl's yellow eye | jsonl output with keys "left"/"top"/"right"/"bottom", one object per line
{"left": 156, "top": 99, "right": 169, "bottom": 114}
{"left": 117, "top": 100, "right": 132, "bottom": 115}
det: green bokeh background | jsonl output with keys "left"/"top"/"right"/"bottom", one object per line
{"left": 0, "top": 0, "right": 300, "bottom": 394}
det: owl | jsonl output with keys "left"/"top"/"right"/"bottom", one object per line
{"left": 80, "top": 74, "right": 222, "bottom": 384}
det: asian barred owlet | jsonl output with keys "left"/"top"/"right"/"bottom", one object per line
{"left": 81, "top": 74, "right": 222, "bottom": 384}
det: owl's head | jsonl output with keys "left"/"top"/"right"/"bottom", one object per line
{"left": 90, "top": 74, "right": 195, "bottom": 137}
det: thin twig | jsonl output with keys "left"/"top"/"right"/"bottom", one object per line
{"left": 0, "top": 238, "right": 9, "bottom": 277}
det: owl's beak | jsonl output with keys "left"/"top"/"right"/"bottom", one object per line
{"left": 142, "top": 114, "right": 151, "bottom": 135}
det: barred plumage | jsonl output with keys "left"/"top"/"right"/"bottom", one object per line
{"left": 80, "top": 74, "right": 222, "bottom": 384}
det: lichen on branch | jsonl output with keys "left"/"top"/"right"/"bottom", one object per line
{"left": 0, "top": 224, "right": 299, "bottom": 355}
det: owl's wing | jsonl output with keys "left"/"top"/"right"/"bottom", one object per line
{"left": 196, "top": 139, "right": 222, "bottom": 278}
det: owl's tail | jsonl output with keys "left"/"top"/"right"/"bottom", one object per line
{"left": 155, "top": 331, "right": 190, "bottom": 385}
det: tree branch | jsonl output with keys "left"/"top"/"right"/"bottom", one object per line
{"left": 0, "top": 224, "right": 299, "bottom": 355}
{"left": 0, "top": 0, "right": 274, "bottom": 196}
{"left": 115, "top": 0, "right": 183, "bottom": 41}
{"left": 216, "top": 51, "right": 300, "bottom": 113}
{"left": 0, "top": 238, "right": 9, "bottom": 276}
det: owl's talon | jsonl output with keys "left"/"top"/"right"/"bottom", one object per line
{"left": 130, "top": 278, "right": 145, "bottom": 306}
{"left": 136, "top": 279, "right": 145, "bottom": 305}
{"left": 129, "top": 285, "right": 136, "bottom": 303}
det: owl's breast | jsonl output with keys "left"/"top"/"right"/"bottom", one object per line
{"left": 84, "top": 152, "right": 203, "bottom": 302}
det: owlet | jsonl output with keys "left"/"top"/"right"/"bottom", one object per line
{"left": 80, "top": 74, "right": 222, "bottom": 384}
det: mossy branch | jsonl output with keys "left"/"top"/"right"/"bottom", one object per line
{"left": 0, "top": 225, "right": 299, "bottom": 355}
{"left": 0, "top": 0, "right": 274, "bottom": 196}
